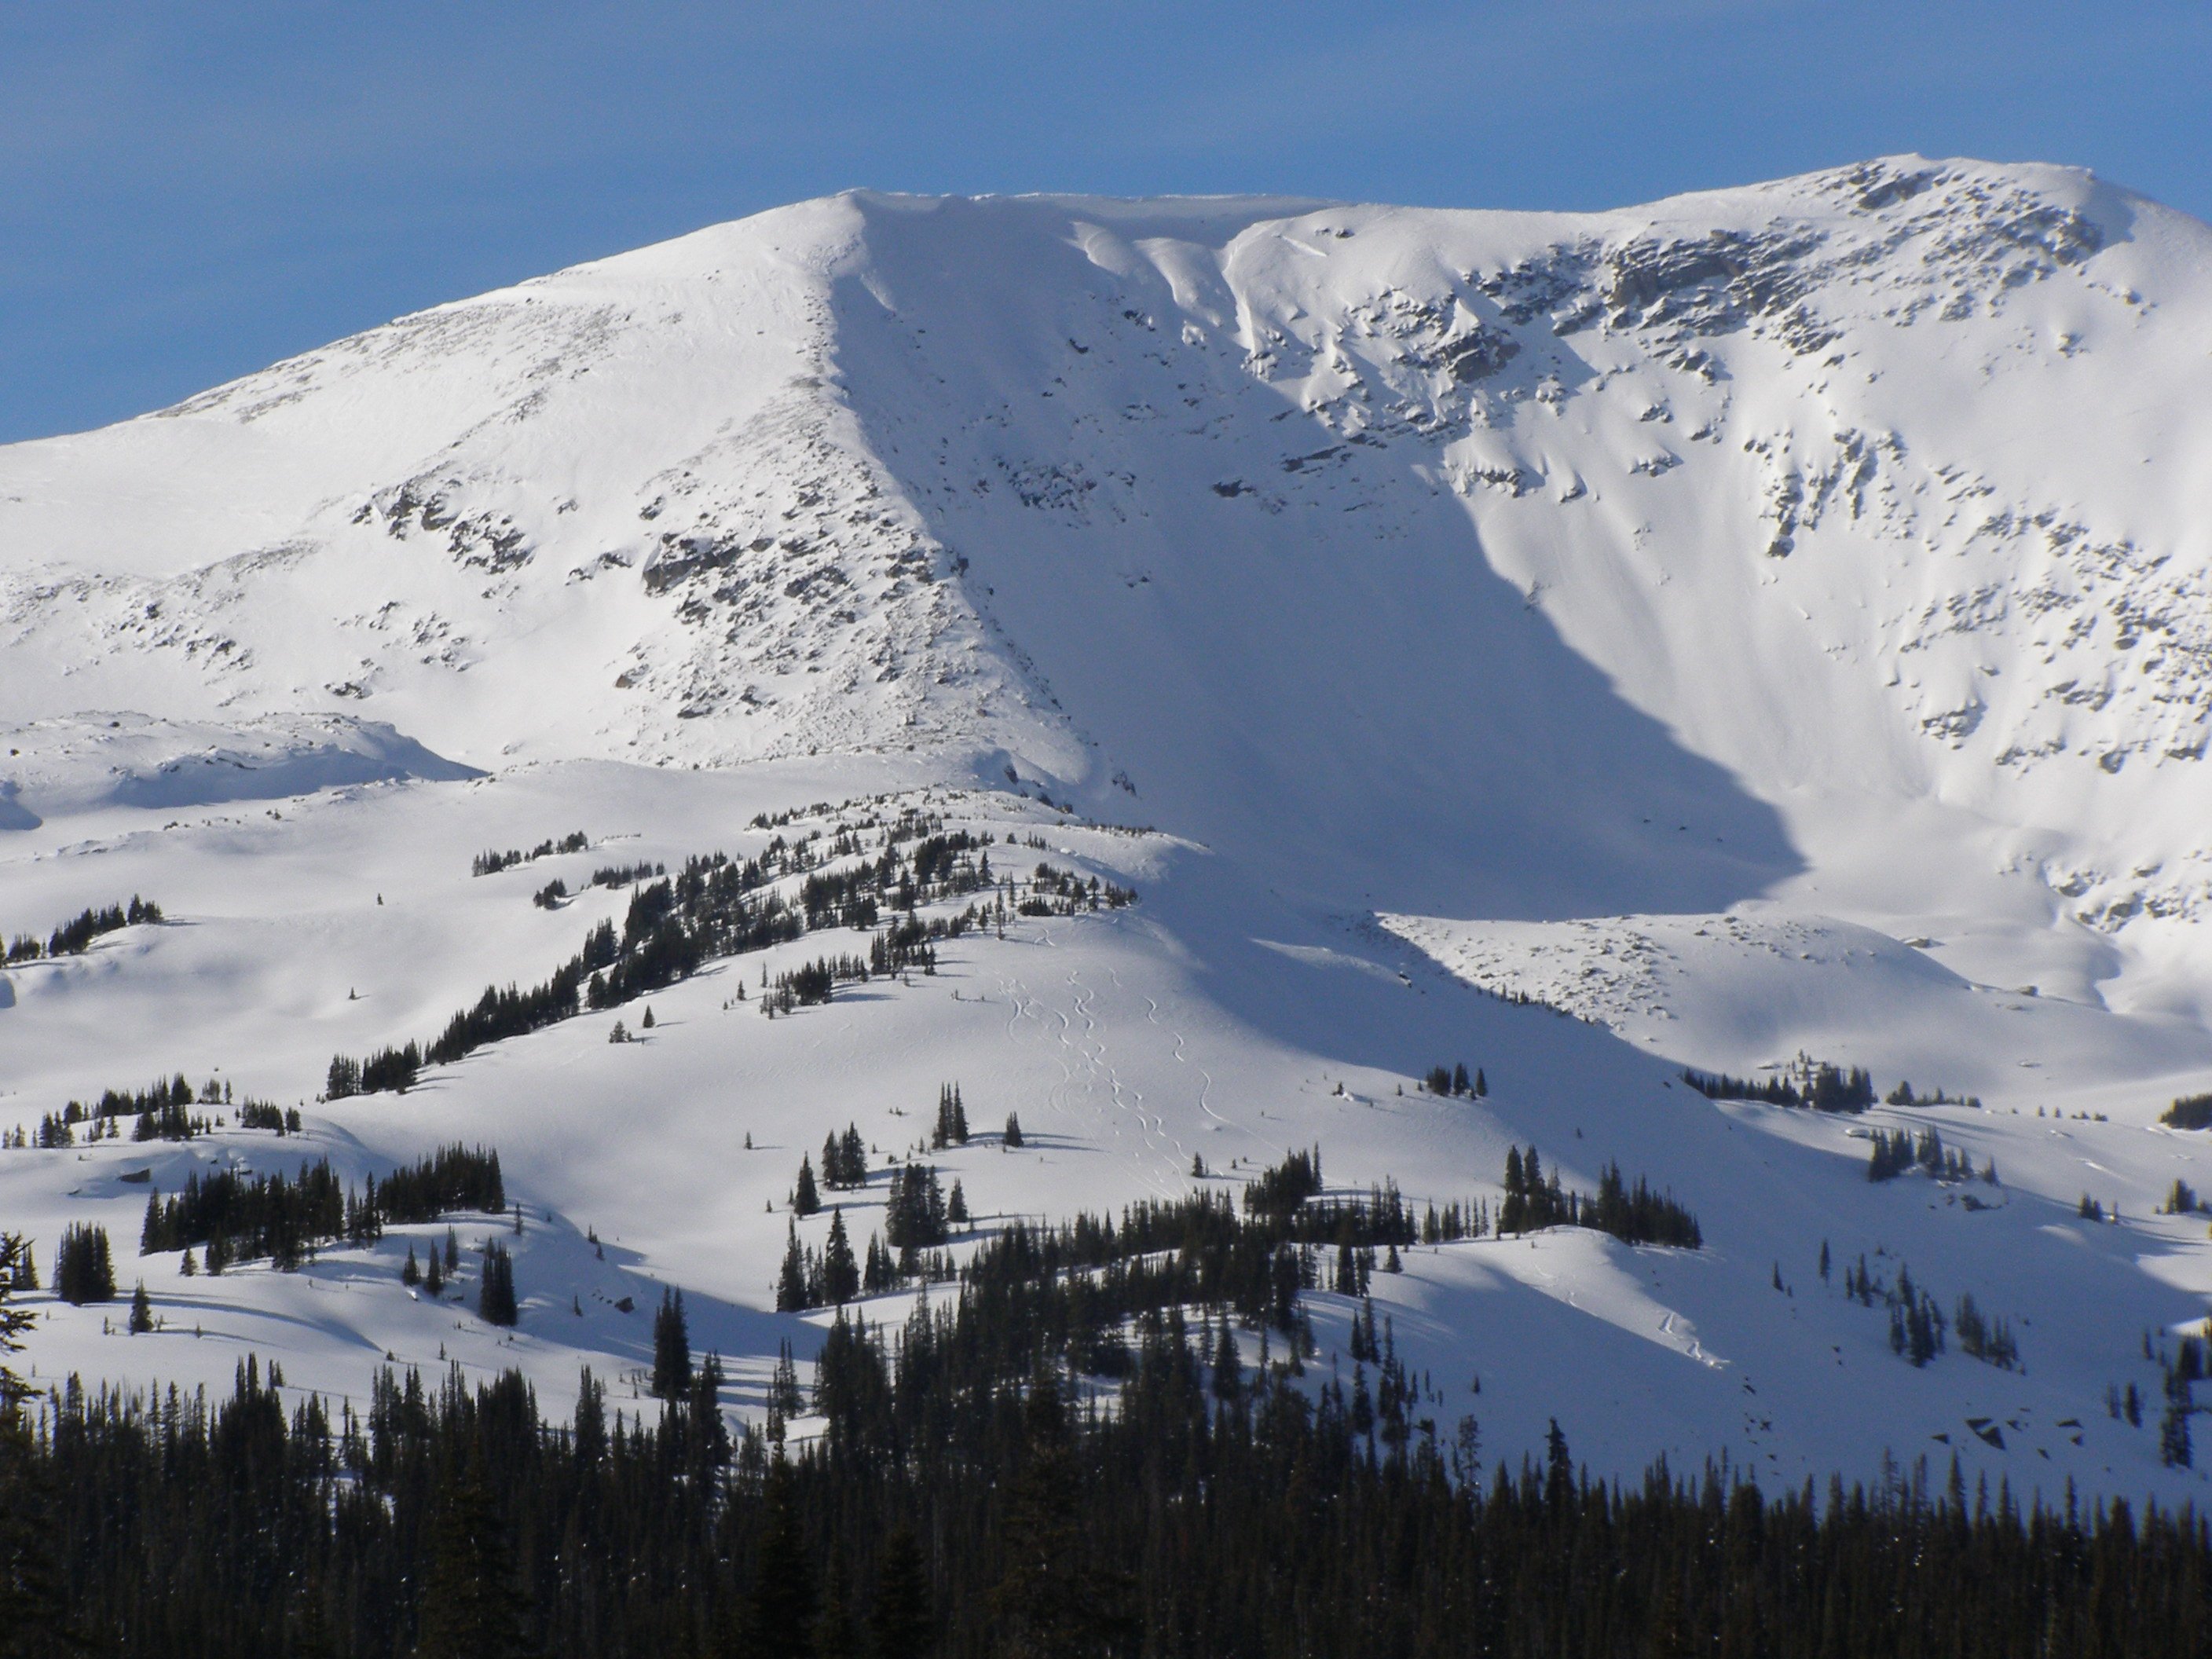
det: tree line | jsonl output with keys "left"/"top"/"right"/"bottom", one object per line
{"left": 1683, "top": 1060, "right": 1876, "bottom": 1113}
{"left": 2, "top": 1203, "right": 2208, "bottom": 1656}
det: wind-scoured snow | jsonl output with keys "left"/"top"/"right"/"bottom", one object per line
{"left": 6, "top": 157, "right": 2212, "bottom": 1505}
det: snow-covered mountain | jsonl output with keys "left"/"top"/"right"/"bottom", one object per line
{"left": 7, "top": 156, "right": 2212, "bottom": 1504}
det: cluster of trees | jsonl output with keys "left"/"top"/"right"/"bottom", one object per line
{"left": 1952, "top": 1294, "right": 2020, "bottom": 1370}
{"left": 1497, "top": 1147, "right": 1704, "bottom": 1248}
{"left": 776, "top": 1212, "right": 862, "bottom": 1311}
{"left": 797, "top": 829, "right": 989, "bottom": 931}
{"left": 763, "top": 954, "right": 859, "bottom": 1015}
{"left": 2163, "top": 1093, "right": 2212, "bottom": 1130}
{"left": 236, "top": 1098, "right": 305, "bottom": 1134}
{"left": 86, "top": 1073, "right": 219, "bottom": 1137}
{"left": 1419, "top": 1198, "right": 1490, "bottom": 1243}
{"left": 1420, "top": 1062, "right": 1487, "bottom": 1098}
{"left": 1241, "top": 1147, "right": 1324, "bottom": 1218}
{"left": 930, "top": 1083, "right": 969, "bottom": 1148}
{"left": 1014, "top": 862, "right": 1137, "bottom": 917}
{"left": 2156, "top": 1337, "right": 2205, "bottom": 1469}
{"left": 1884, "top": 1080, "right": 1984, "bottom": 1109}
{"left": 590, "top": 859, "right": 664, "bottom": 888}
{"left": 4, "top": 1210, "right": 2212, "bottom": 1655}
{"left": 4, "top": 895, "right": 163, "bottom": 962}
{"left": 1866, "top": 1126, "right": 1996, "bottom": 1185}
{"left": 1683, "top": 1060, "right": 1876, "bottom": 1113}
{"left": 1889, "top": 1275, "right": 1949, "bottom": 1368}
{"left": 883, "top": 1166, "right": 958, "bottom": 1252}
{"left": 820, "top": 1125, "right": 869, "bottom": 1190}
{"left": 471, "top": 832, "right": 589, "bottom": 877}
{"left": 1833, "top": 1253, "right": 2017, "bottom": 1372}
{"left": 136, "top": 1145, "right": 504, "bottom": 1274}
{"left": 401, "top": 1229, "right": 465, "bottom": 1299}
{"left": 9, "top": 1074, "right": 260, "bottom": 1149}
{"left": 334, "top": 826, "right": 1139, "bottom": 1092}
{"left": 478, "top": 1242, "right": 518, "bottom": 1328}
{"left": 54, "top": 1222, "right": 116, "bottom": 1305}
{"left": 652, "top": 1290, "right": 692, "bottom": 1398}
{"left": 2165, "top": 1179, "right": 2207, "bottom": 1216}
{"left": 327, "top": 1044, "right": 422, "bottom": 1099}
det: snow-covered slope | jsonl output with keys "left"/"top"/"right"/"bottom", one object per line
{"left": 8, "top": 157, "right": 2212, "bottom": 1506}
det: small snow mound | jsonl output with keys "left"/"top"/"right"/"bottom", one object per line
{"left": 0, "top": 711, "right": 480, "bottom": 823}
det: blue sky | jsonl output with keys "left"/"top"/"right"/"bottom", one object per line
{"left": 4, "top": 2, "right": 2206, "bottom": 443}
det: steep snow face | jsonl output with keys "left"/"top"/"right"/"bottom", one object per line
{"left": 5, "top": 159, "right": 2210, "bottom": 984}
{"left": 812, "top": 164, "right": 2212, "bottom": 993}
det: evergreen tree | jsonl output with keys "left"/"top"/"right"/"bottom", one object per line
{"left": 822, "top": 1212, "right": 859, "bottom": 1306}
{"left": 652, "top": 1288, "right": 692, "bottom": 1397}
{"left": 403, "top": 1244, "right": 420, "bottom": 1287}
{"left": 479, "top": 1242, "right": 518, "bottom": 1327}
{"left": 425, "top": 1248, "right": 445, "bottom": 1298}
{"left": 947, "top": 1181, "right": 969, "bottom": 1227}
{"left": 741, "top": 1454, "right": 817, "bottom": 1659}
{"left": 869, "top": 1525, "right": 932, "bottom": 1659}
{"left": 2162, "top": 1399, "right": 2194, "bottom": 1468}
{"left": 775, "top": 1224, "right": 811, "bottom": 1313}
{"left": 3, "top": 1236, "right": 35, "bottom": 1295}
{"left": 0, "top": 1234, "right": 32, "bottom": 1397}
{"left": 128, "top": 1281, "right": 153, "bottom": 1334}
{"left": 793, "top": 1155, "right": 822, "bottom": 1218}
{"left": 54, "top": 1224, "right": 114, "bottom": 1306}
{"left": 933, "top": 1083, "right": 970, "bottom": 1149}
{"left": 0, "top": 1235, "right": 68, "bottom": 1655}
{"left": 573, "top": 1368, "right": 606, "bottom": 1465}
{"left": 1004, "top": 1112, "right": 1024, "bottom": 1149}
{"left": 414, "top": 1451, "right": 527, "bottom": 1659}
{"left": 1211, "top": 1324, "right": 1243, "bottom": 1404}
{"left": 0, "top": 1403, "right": 69, "bottom": 1658}
{"left": 991, "top": 1372, "right": 1135, "bottom": 1658}
{"left": 1474, "top": 1068, "right": 1488, "bottom": 1097}
{"left": 815, "top": 1550, "right": 858, "bottom": 1659}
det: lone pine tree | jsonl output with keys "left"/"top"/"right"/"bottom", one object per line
{"left": 652, "top": 1287, "right": 692, "bottom": 1398}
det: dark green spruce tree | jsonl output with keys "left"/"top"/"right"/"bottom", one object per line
{"left": 740, "top": 1453, "right": 816, "bottom": 1659}
{"left": 869, "top": 1525, "right": 932, "bottom": 1659}
{"left": 652, "top": 1287, "right": 692, "bottom": 1398}
{"left": 413, "top": 1450, "right": 527, "bottom": 1659}
{"left": 991, "top": 1372, "right": 1134, "bottom": 1659}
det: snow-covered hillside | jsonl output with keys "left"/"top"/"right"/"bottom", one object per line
{"left": 7, "top": 157, "right": 2212, "bottom": 1507}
